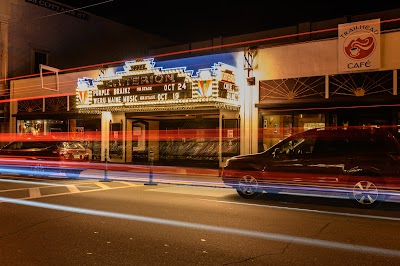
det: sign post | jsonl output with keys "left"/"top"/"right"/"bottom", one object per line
{"left": 144, "top": 149, "right": 157, "bottom": 186}
{"left": 100, "top": 148, "right": 112, "bottom": 182}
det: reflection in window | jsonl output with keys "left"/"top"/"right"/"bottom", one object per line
{"left": 303, "top": 122, "right": 325, "bottom": 131}
{"left": 273, "top": 137, "right": 317, "bottom": 158}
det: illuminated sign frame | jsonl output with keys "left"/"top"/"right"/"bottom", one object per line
{"left": 76, "top": 58, "right": 239, "bottom": 110}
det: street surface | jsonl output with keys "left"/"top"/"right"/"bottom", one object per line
{"left": 0, "top": 170, "right": 399, "bottom": 265}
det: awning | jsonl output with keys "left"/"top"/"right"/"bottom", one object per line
{"left": 256, "top": 95, "right": 400, "bottom": 112}
{"left": 14, "top": 111, "right": 101, "bottom": 120}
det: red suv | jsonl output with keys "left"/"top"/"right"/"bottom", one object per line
{"left": 221, "top": 126, "right": 400, "bottom": 208}
{"left": 0, "top": 139, "right": 90, "bottom": 178}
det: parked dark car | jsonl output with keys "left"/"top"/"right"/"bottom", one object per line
{"left": 0, "top": 138, "right": 90, "bottom": 179}
{"left": 221, "top": 126, "right": 400, "bottom": 208}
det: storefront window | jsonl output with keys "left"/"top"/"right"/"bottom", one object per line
{"left": 262, "top": 113, "right": 325, "bottom": 151}
{"left": 17, "top": 120, "right": 44, "bottom": 135}
{"left": 159, "top": 119, "right": 219, "bottom": 164}
{"left": 17, "top": 119, "right": 69, "bottom": 135}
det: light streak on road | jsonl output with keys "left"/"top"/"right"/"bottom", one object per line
{"left": 1, "top": 196, "right": 400, "bottom": 257}
{"left": 0, "top": 177, "right": 66, "bottom": 186}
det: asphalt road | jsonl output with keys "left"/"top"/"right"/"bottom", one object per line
{"left": 0, "top": 173, "right": 400, "bottom": 265}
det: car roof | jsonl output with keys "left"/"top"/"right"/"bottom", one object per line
{"left": 11, "top": 134, "right": 84, "bottom": 142}
{"left": 305, "top": 126, "right": 389, "bottom": 133}
{"left": 297, "top": 126, "right": 395, "bottom": 139}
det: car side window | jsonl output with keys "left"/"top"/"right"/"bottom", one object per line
{"left": 349, "top": 135, "right": 385, "bottom": 153}
{"left": 312, "top": 138, "right": 350, "bottom": 155}
{"left": 20, "top": 142, "right": 32, "bottom": 149}
{"left": 5, "top": 142, "right": 23, "bottom": 150}
{"left": 301, "top": 138, "right": 316, "bottom": 155}
{"left": 272, "top": 137, "right": 307, "bottom": 159}
{"left": 20, "top": 142, "right": 55, "bottom": 149}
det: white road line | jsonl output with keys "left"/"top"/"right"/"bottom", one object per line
{"left": 29, "top": 188, "right": 41, "bottom": 198}
{"left": 96, "top": 182, "right": 111, "bottom": 189}
{"left": 66, "top": 185, "right": 80, "bottom": 193}
{"left": 151, "top": 186, "right": 234, "bottom": 197}
{"left": 0, "top": 182, "right": 142, "bottom": 203}
{"left": 119, "top": 181, "right": 139, "bottom": 187}
{"left": 199, "top": 199, "right": 400, "bottom": 222}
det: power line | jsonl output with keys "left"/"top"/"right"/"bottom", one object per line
{"left": 34, "top": 0, "right": 114, "bottom": 20}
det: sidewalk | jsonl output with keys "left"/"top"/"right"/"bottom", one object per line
{"left": 79, "top": 165, "right": 225, "bottom": 188}
{"left": 83, "top": 161, "right": 220, "bottom": 175}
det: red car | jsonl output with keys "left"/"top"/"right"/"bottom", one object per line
{"left": 0, "top": 138, "right": 90, "bottom": 178}
{"left": 221, "top": 126, "right": 400, "bottom": 209}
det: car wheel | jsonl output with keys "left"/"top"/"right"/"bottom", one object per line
{"left": 65, "top": 171, "right": 80, "bottom": 179}
{"left": 349, "top": 180, "right": 384, "bottom": 209}
{"left": 236, "top": 174, "right": 262, "bottom": 199}
{"left": 31, "top": 164, "right": 49, "bottom": 178}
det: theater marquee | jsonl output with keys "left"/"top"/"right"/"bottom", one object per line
{"left": 76, "top": 58, "right": 239, "bottom": 111}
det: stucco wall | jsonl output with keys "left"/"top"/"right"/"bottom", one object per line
{"left": 255, "top": 31, "right": 400, "bottom": 81}
{"left": 7, "top": 0, "right": 173, "bottom": 79}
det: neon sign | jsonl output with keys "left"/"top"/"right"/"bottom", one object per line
{"left": 76, "top": 58, "right": 239, "bottom": 108}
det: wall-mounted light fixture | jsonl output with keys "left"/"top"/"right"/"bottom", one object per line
{"left": 247, "top": 77, "right": 256, "bottom": 86}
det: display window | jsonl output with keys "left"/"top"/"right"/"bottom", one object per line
{"left": 262, "top": 113, "right": 325, "bottom": 151}
{"left": 17, "top": 120, "right": 44, "bottom": 135}
{"left": 17, "top": 120, "right": 67, "bottom": 135}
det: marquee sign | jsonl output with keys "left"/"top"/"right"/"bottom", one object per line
{"left": 76, "top": 59, "right": 239, "bottom": 109}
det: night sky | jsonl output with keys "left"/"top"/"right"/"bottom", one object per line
{"left": 56, "top": 0, "right": 400, "bottom": 43}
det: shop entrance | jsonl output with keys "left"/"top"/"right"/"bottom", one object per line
{"left": 158, "top": 118, "right": 219, "bottom": 167}
{"left": 126, "top": 115, "right": 220, "bottom": 167}
{"left": 126, "top": 120, "right": 149, "bottom": 163}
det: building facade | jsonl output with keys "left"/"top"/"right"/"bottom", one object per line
{"left": 75, "top": 55, "right": 243, "bottom": 166}
{"left": 2, "top": 0, "right": 173, "bottom": 136}
{"left": 8, "top": 6, "right": 400, "bottom": 169}
{"left": 254, "top": 18, "right": 400, "bottom": 154}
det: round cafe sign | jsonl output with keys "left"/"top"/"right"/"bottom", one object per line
{"left": 343, "top": 30, "right": 376, "bottom": 60}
